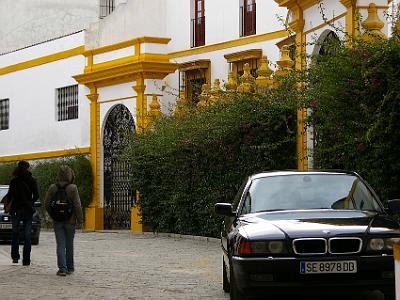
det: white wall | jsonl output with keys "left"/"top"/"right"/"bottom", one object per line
{"left": 0, "top": 32, "right": 90, "bottom": 157}
{"left": 0, "top": 0, "right": 99, "bottom": 54}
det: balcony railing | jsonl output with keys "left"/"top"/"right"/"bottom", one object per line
{"left": 240, "top": 3, "right": 256, "bottom": 37}
{"left": 191, "top": 16, "right": 205, "bottom": 48}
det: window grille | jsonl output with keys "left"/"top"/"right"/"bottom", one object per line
{"left": 100, "top": 0, "right": 115, "bottom": 19}
{"left": 0, "top": 98, "right": 9, "bottom": 130}
{"left": 56, "top": 85, "right": 79, "bottom": 121}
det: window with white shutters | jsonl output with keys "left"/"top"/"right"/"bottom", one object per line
{"left": 56, "top": 85, "right": 79, "bottom": 121}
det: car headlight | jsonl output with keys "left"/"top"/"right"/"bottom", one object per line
{"left": 368, "top": 238, "right": 385, "bottom": 251}
{"left": 238, "top": 240, "right": 287, "bottom": 255}
{"left": 368, "top": 238, "right": 400, "bottom": 252}
{"left": 385, "top": 238, "right": 400, "bottom": 250}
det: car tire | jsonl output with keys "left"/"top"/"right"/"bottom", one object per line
{"left": 229, "top": 261, "right": 246, "bottom": 300}
{"left": 222, "top": 257, "right": 230, "bottom": 293}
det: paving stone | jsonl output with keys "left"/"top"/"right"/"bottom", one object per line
{"left": 0, "top": 230, "right": 229, "bottom": 300}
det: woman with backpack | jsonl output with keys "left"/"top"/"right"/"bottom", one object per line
{"left": 45, "top": 165, "right": 83, "bottom": 276}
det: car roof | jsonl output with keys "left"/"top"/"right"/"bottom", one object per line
{"left": 250, "top": 170, "right": 357, "bottom": 180}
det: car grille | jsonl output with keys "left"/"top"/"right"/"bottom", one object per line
{"left": 293, "top": 237, "right": 362, "bottom": 255}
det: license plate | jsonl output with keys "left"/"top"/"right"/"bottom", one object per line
{"left": 0, "top": 223, "right": 12, "bottom": 229}
{"left": 300, "top": 260, "right": 357, "bottom": 274}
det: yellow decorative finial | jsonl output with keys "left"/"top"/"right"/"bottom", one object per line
{"left": 225, "top": 71, "right": 237, "bottom": 92}
{"left": 361, "top": 3, "right": 386, "bottom": 41}
{"left": 197, "top": 83, "right": 211, "bottom": 108}
{"left": 255, "top": 56, "right": 274, "bottom": 93}
{"left": 275, "top": 45, "right": 294, "bottom": 77}
{"left": 175, "top": 90, "right": 189, "bottom": 117}
{"left": 237, "top": 63, "right": 255, "bottom": 93}
{"left": 148, "top": 95, "right": 161, "bottom": 118}
{"left": 209, "top": 79, "right": 222, "bottom": 104}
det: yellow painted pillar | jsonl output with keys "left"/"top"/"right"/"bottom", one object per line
{"left": 288, "top": 5, "right": 308, "bottom": 171}
{"left": 130, "top": 78, "right": 148, "bottom": 232}
{"left": 133, "top": 76, "right": 147, "bottom": 133}
{"left": 85, "top": 88, "right": 104, "bottom": 230}
{"left": 340, "top": 0, "right": 357, "bottom": 42}
{"left": 394, "top": 242, "right": 400, "bottom": 299}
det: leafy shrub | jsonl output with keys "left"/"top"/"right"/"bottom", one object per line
{"left": 306, "top": 37, "right": 400, "bottom": 201}
{"left": 0, "top": 155, "right": 92, "bottom": 226}
{"left": 126, "top": 92, "right": 297, "bottom": 237}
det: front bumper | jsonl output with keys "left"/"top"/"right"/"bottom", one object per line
{"left": 232, "top": 254, "right": 395, "bottom": 295}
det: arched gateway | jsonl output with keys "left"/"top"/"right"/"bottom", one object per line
{"left": 103, "top": 104, "right": 135, "bottom": 229}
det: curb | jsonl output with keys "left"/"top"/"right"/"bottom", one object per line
{"left": 83, "top": 229, "right": 221, "bottom": 244}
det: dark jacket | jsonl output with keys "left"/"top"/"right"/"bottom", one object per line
{"left": 44, "top": 166, "right": 83, "bottom": 224}
{"left": 8, "top": 170, "right": 39, "bottom": 217}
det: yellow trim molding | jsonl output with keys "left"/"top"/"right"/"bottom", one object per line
{"left": 0, "top": 46, "right": 84, "bottom": 75}
{"left": 170, "top": 30, "right": 288, "bottom": 58}
{"left": 84, "top": 36, "right": 171, "bottom": 56}
{"left": 274, "top": 0, "right": 321, "bottom": 10}
{"left": 224, "top": 49, "right": 262, "bottom": 63}
{"left": 0, "top": 147, "right": 90, "bottom": 163}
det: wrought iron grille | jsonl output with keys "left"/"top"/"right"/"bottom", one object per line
{"left": 191, "top": 16, "right": 205, "bottom": 48}
{"left": 56, "top": 85, "right": 78, "bottom": 121}
{"left": 100, "top": 0, "right": 115, "bottom": 19}
{"left": 0, "top": 98, "right": 9, "bottom": 130}
{"left": 103, "top": 104, "right": 135, "bottom": 229}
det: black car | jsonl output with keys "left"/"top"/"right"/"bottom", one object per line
{"left": 215, "top": 171, "right": 400, "bottom": 300}
{"left": 0, "top": 185, "right": 41, "bottom": 245}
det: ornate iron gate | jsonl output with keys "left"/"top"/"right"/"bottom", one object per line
{"left": 103, "top": 104, "right": 135, "bottom": 229}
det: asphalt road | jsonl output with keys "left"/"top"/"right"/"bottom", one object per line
{"left": 0, "top": 230, "right": 387, "bottom": 299}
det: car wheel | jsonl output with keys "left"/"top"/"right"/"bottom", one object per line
{"left": 229, "top": 261, "right": 246, "bottom": 300}
{"left": 222, "top": 257, "right": 230, "bottom": 293}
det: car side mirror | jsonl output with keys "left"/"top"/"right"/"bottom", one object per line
{"left": 34, "top": 201, "right": 42, "bottom": 208}
{"left": 215, "top": 203, "right": 235, "bottom": 217}
{"left": 386, "top": 199, "right": 400, "bottom": 214}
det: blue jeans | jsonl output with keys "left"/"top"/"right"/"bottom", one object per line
{"left": 11, "top": 214, "right": 33, "bottom": 263}
{"left": 54, "top": 222, "right": 76, "bottom": 273}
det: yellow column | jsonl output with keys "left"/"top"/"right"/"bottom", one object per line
{"left": 130, "top": 78, "right": 147, "bottom": 232}
{"left": 289, "top": 5, "right": 308, "bottom": 171}
{"left": 340, "top": 0, "right": 357, "bottom": 42}
{"left": 85, "top": 88, "right": 104, "bottom": 230}
{"left": 133, "top": 76, "right": 147, "bottom": 133}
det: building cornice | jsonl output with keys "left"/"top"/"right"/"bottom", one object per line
{"left": 0, "top": 147, "right": 90, "bottom": 163}
{"left": 0, "top": 46, "right": 84, "bottom": 75}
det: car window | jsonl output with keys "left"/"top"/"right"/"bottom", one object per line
{"left": 0, "top": 187, "right": 8, "bottom": 199}
{"left": 232, "top": 179, "right": 248, "bottom": 210}
{"left": 245, "top": 174, "right": 382, "bottom": 213}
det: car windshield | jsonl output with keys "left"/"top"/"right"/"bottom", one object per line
{"left": 0, "top": 187, "right": 8, "bottom": 199}
{"left": 242, "top": 174, "right": 382, "bottom": 214}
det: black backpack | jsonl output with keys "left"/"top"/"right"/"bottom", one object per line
{"left": 49, "top": 183, "right": 73, "bottom": 221}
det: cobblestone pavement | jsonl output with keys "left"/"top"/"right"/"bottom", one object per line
{"left": 0, "top": 230, "right": 229, "bottom": 300}
{"left": 0, "top": 230, "right": 386, "bottom": 300}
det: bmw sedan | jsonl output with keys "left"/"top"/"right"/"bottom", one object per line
{"left": 0, "top": 185, "right": 41, "bottom": 245}
{"left": 215, "top": 171, "right": 400, "bottom": 300}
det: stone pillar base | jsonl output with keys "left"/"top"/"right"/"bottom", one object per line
{"left": 131, "top": 206, "right": 143, "bottom": 232}
{"left": 85, "top": 207, "right": 104, "bottom": 231}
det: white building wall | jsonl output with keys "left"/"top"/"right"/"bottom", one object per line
{"left": 0, "top": 32, "right": 90, "bottom": 157}
{"left": 0, "top": 0, "right": 100, "bottom": 54}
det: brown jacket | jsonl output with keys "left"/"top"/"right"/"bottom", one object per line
{"left": 44, "top": 166, "right": 83, "bottom": 224}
